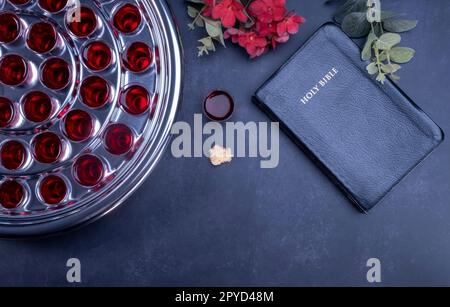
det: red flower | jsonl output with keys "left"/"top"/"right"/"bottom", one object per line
{"left": 249, "top": 0, "right": 286, "bottom": 23}
{"left": 202, "top": 0, "right": 215, "bottom": 17}
{"left": 212, "top": 0, "right": 248, "bottom": 28}
{"left": 255, "top": 20, "right": 278, "bottom": 37}
{"left": 237, "top": 30, "right": 268, "bottom": 58}
{"left": 189, "top": 0, "right": 305, "bottom": 58}
{"left": 224, "top": 27, "right": 241, "bottom": 43}
{"left": 277, "top": 13, "right": 305, "bottom": 36}
{"left": 272, "top": 33, "right": 289, "bottom": 48}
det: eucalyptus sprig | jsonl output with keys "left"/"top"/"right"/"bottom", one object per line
{"left": 186, "top": 1, "right": 226, "bottom": 57}
{"left": 327, "top": 0, "right": 418, "bottom": 83}
{"left": 364, "top": 25, "right": 415, "bottom": 83}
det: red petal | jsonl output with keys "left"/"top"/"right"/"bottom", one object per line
{"left": 273, "top": 7, "right": 287, "bottom": 21}
{"left": 211, "top": 6, "right": 221, "bottom": 20}
{"left": 249, "top": 1, "right": 265, "bottom": 16}
{"left": 246, "top": 45, "right": 257, "bottom": 57}
{"left": 287, "top": 22, "right": 299, "bottom": 34}
{"left": 221, "top": 10, "right": 236, "bottom": 27}
{"left": 236, "top": 10, "right": 248, "bottom": 23}
{"left": 277, "top": 21, "right": 287, "bottom": 36}
{"left": 275, "top": 34, "right": 289, "bottom": 43}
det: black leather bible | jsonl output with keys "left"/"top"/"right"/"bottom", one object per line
{"left": 253, "top": 23, "right": 444, "bottom": 212}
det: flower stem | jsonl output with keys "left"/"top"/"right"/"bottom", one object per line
{"left": 190, "top": 5, "right": 206, "bottom": 28}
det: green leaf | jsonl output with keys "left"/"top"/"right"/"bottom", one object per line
{"left": 334, "top": 0, "right": 367, "bottom": 24}
{"left": 199, "top": 37, "right": 214, "bottom": 49}
{"left": 204, "top": 18, "right": 222, "bottom": 37}
{"left": 375, "top": 33, "right": 401, "bottom": 50}
{"left": 390, "top": 47, "right": 415, "bottom": 63}
{"left": 203, "top": 17, "right": 225, "bottom": 47}
{"left": 366, "top": 62, "right": 378, "bottom": 75}
{"left": 376, "top": 73, "right": 386, "bottom": 83}
{"left": 383, "top": 19, "right": 418, "bottom": 33}
{"left": 187, "top": 6, "right": 198, "bottom": 18}
{"left": 195, "top": 17, "right": 205, "bottom": 27}
{"left": 378, "top": 51, "right": 387, "bottom": 61}
{"left": 381, "top": 63, "right": 401, "bottom": 74}
{"left": 197, "top": 36, "right": 216, "bottom": 57}
{"left": 341, "top": 12, "right": 371, "bottom": 38}
{"left": 380, "top": 11, "right": 398, "bottom": 20}
{"left": 187, "top": 5, "right": 204, "bottom": 30}
{"left": 361, "top": 31, "right": 377, "bottom": 61}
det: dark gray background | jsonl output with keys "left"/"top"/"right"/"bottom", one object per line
{"left": 1, "top": 0, "right": 449, "bottom": 286}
